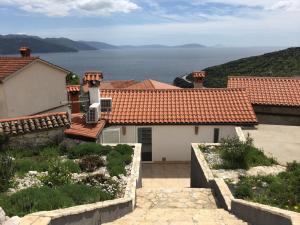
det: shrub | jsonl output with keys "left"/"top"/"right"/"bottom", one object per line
{"left": 61, "top": 160, "right": 81, "bottom": 173}
{"left": 0, "top": 184, "right": 114, "bottom": 217}
{"left": 39, "top": 146, "right": 60, "bottom": 159}
{"left": 0, "top": 154, "right": 15, "bottom": 192}
{"left": 79, "top": 155, "right": 104, "bottom": 172}
{"left": 67, "top": 142, "right": 102, "bottom": 159}
{"left": 40, "top": 160, "right": 71, "bottom": 187}
{"left": 115, "top": 144, "right": 133, "bottom": 165}
{"left": 107, "top": 150, "right": 126, "bottom": 177}
{"left": 99, "top": 145, "right": 113, "bottom": 156}
{"left": 218, "top": 136, "right": 276, "bottom": 169}
{"left": 0, "top": 134, "right": 9, "bottom": 150}
{"left": 14, "top": 158, "right": 49, "bottom": 176}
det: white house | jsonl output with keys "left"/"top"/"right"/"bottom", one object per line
{"left": 0, "top": 47, "right": 70, "bottom": 119}
{"left": 66, "top": 72, "right": 257, "bottom": 162}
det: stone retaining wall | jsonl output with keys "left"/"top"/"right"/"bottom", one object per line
{"left": 20, "top": 143, "right": 142, "bottom": 225}
{"left": 190, "top": 143, "right": 300, "bottom": 225}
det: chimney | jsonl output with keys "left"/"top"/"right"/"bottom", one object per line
{"left": 83, "top": 71, "right": 103, "bottom": 105}
{"left": 67, "top": 85, "right": 81, "bottom": 114}
{"left": 192, "top": 71, "right": 206, "bottom": 88}
{"left": 19, "top": 47, "right": 31, "bottom": 57}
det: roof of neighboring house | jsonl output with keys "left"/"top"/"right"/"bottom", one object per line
{"left": 64, "top": 114, "right": 106, "bottom": 139}
{"left": 83, "top": 71, "right": 103, "bottom": 83}
{"left": 0, "top": 57, "right": 38, "bottom": 81}
{"left": 0, "top": 57, "right": 70, "bottom": 83}
{"left": 100, "top": 80, "right": 139, "bottom": 89}
{"left": 227, "top": 76, "right": 300, "bottom": 107}
{"left": 100, "top": 88, "right": 257, "bottom": 125}
{"left": 192, "top": 71, "right": 206, "bottom": 78}
{"left": 66, "top": 85, "right": 80, "bottom": 93}
{"left": 0, "top": 112, "right": 70, "bottom": 136}
{"left": 125, "top": 79, "right": 180, "bottom": 90}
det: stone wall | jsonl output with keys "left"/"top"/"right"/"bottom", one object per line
{"left": 20, "top": 143, "right": 142, "bottom": 225}
{"left": 190, "top": 143, "right": 300, "bottom": 225}
{"left": 4, "top": 128, "right": 65, "bottom": 150}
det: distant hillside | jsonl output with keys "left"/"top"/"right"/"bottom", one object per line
{"left": 45, "top": 38, "right": 97, "bottom": 51}
{"left": 0, "top": 35, "right": 78, "bottom": 54}
{"left": 79, "top": 41, "right": 118, "bottom": 49}
{"left": 174, "top": 47, "right": 300, "bottom": 88}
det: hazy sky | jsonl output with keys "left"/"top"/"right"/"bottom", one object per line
{"left": 0, "top": 0, "right": 299, "bottom": 46}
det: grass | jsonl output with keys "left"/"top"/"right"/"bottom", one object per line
{"left": 215, "top": 136, "right": 277, "bottom": 170}
{"left": 229, "top": 161, "right": 300, "bottom": 213}
{"left": 0, "top": 184, "right": 114, "bottom": 217}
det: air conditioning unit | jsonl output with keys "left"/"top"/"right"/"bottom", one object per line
{"left": 86, "top": 103, "right": 100, "bottom": 124}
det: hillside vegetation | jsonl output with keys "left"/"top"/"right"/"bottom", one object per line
{"left": 174, "top": 47, "right": 300, "bottom": 88}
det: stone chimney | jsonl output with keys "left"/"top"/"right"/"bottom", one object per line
{"left": 19, "top": 47, "right": 31, "bottom": 57}
{"left": 83, "top": 71, "right": 103, "bottom": 105}
{"left": 67, "top": 85, "right": 81, "bottom": 114}
{"left": 192, "top": 71, "right": 206, "bottom": 88}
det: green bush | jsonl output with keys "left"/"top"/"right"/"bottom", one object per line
{"left": 218, "top": 136, "right": 276, "bottom": 169}
{"left": 99, "top": 145, "right": 113, "bottom": 156}
{"left": 39, "top": 146, "right": 60, "bottom": 159}
{"left": 14, "top": 158, "right": 49, "bottom": 176}
{"left": 67, "top": 142, "right": 102, "bottom": 159}
{"left": 107, "top": 150, "right": 126, "bottom": 177}
{"left": 232, "top": 163, "right": 300, "bottom": 213}
{"left": 40, "top": 160, "right": 71, "bottom": 187}
{"left": 61, "top": 160, "right": 81, "bottom": 173}
{"left": 0, "top": 154, "right": 15, "bottom": 192}
{"left": 0, "top": 184, "right": 113, "bottom": 217}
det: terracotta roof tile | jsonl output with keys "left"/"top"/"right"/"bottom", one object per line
{"left": 100, "top": 89, "right": 257, "bottom": 125}
{"left": 65, "top": 114, "right": 106, "bottom": 139}
{"left": 126, "top": 79, "right": 180, "bottom": 89}
{"left": 228, "top": 76, "right": 300, "bottom": 106}
{"left": 66, "top": 85, "right": 80, "bottom": 92}
{"left": 100, "top": 80, "right": 138, "bottom": 89}
{"left": 83, "top": 71, "right": 103, "bottom": 83}
{"left": 0, "top": 112, "right": 70, "bottom": 136}
{"left": 0, "top": 57, "right": 38, "bottom": 81}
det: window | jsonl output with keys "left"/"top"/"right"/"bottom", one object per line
{"left": 213, "top": 128, "right": 220, "bottom": 143}
{"left": 102, "top": 128, "right": 120, "bottom": 143}
{"left": 101, "top": 98, "right": 112, "bottom": 112}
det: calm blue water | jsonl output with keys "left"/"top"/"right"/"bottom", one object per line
{"left": 38, "top": 47, "right": 285, "bottom": 83}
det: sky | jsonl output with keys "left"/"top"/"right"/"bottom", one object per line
{"left": 0, "top": 0, "right": 300, "bottom": 46}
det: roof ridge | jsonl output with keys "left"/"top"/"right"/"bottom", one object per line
{"left": 0, "top": 112, "right": 67, "bottom": 123}
{"left": 102, "top": 87, "right": 246, "bottom": 92}
{"left": 0, "top": 56, "right": 39, "bottom": 60}
{"left": 228, "top": 76, "right": 300, "bottom": 80}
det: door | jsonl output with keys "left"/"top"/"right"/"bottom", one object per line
{"left": 137, "top": 127, "right": 152, "bottom": 161}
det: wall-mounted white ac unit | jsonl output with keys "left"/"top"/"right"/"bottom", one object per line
{"left": 86, "top": 103, "right": 100, "bottom": 124}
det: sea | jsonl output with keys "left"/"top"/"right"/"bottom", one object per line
{"left": 37, "top": 47, "right": 285, "bottom": 83}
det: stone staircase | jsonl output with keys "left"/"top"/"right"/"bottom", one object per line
{"left": 104, "top": 188, "right": 249, "bottom": 225}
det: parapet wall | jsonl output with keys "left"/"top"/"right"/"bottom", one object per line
{"left": 190, "top": 143, "right": 300, "bottom": 225}
{"left": 20, "top": 143, "right": 142, "bottom": 225}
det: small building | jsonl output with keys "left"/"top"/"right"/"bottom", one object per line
{"left": 66, "top": 72, "right": 257, "bottom": 162}
{"left": 0, "top": 47, "right": 70, "bottom": 119}
{"left": 0, "top": 112, "right": 70, "bottom": 149}
{"left": 228, "top": 76, "right": 300, "bottom": 125}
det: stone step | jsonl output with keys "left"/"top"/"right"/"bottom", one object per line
{"left": 104, "top": 209, "right": 249, "bottom": 225}
{"left": 136, "top": 188, "right": 218, "bottom": 209}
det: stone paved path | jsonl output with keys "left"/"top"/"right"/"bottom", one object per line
{"left": 104, "top": 188, "right": 249, "bottom": 225}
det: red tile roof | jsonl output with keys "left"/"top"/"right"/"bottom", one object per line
{"left": 66, "top": 85, "right": 80, "bottom": 93}
{"left": 100, "top": 89, "right": 257, "bottom": 125}
{"left": 0, "top": 112, "right": 70, "bottom": 136}
{"left": 227, "top": 76, "right": 300, "bottom": 106}
{"left": 65, "top": 114, "right": 106, "bottom": 139}
{"left": 100, "top": 80, "right": 139, "bottom": 89}
{"left": 126, "top": 79, "right": 180, "bottom": 90}
{"left": 83, "top": 71, "right": 103, "bottom": 83}
{"left": 0, "top": 57, "right": 38, "bottom": 82}
{"left": 192, "top": 71, "right": 206, "bottom": 78}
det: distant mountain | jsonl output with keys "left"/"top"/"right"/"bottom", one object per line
{"left": 79, "top": 41, "right": 119, "bottom": 49}
{"left": 173, "top": 47, "right": 300, "bottom": 88}
{"left": 45, "top": 38, "right": 97, "bottom": 51}
{"left": 174, "top": 43, "right": 205, "bottom": 48}
{"left": 0, "top": 35, "right": 77, "bottom": 54}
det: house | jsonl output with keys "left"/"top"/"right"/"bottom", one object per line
{"left": 0, "top": 47, "right": 70, "bottom": 119}
{"left": 66, "top": 71, "right": 257, "bottom": 162}
{"left": 228, "top": 76, "right": 300, "bottom": 125}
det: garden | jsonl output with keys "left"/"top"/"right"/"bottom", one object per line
{"left": 199, "top": 136, "right": 300, "bottom": 213}
{"left": 0, "top": 142, "right": 134, "bottom": 217}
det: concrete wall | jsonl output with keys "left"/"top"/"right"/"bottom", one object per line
{"left": 4, "top": 128, "right": 65, "bottom": 150}
{"left": 102, "top": 125, "right": 237, "bottom": 161}
{"left": 254, "top": 105, "right": 300, "bottom": 125}
{"left": 19, "top": 143, "right": 142, "bottom": 225}
{"left": 0, "top": 83, "right": 8, "bottom": 117}
{"left": 0, "top": 60, "right": 68, "bottom": 119}
{"left": 190, "top": 143, "right": 300, "bottom": 225}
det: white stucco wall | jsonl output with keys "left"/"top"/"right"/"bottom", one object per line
{"left": 0, "top": 60, "right": 68, "bottom": 118}
{"left": 0, "top": 83, "right": 8, "bottom": 118}
{"left": 102, "top": 125, "right": 237, "bottom": 161}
